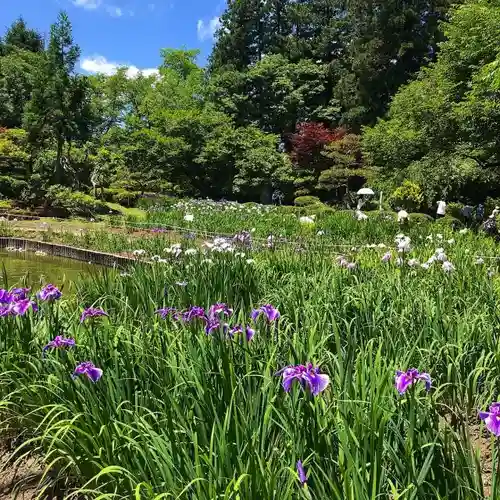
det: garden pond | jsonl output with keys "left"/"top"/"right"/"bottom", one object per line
{"left": 0, "top": 249, "right": 96, "bottom": 292}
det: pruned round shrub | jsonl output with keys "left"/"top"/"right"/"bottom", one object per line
{"left": 434, "top": 216, "right": 464, "bottom": 230}
{"left": 409, "top": 213, "right": 434, "bottom": 225}
{"left": 294, "top": 196, "right": 321, "bottom": 207}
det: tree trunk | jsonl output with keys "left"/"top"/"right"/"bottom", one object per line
{"left": 55, "top": 137, "right": 64, "bottom": 184}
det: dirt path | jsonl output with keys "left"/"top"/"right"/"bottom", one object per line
{"left": 0, "top": 442, "right": 56, "bottom": 500}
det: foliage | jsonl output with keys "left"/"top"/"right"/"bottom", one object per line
{"left": 210, "top": 0, "right": 452, "bottom": 128}
{"left": 389, "top": 180, "right": 424, "bottom": 212}
{"left": 102, "top": 188, "right": 141, "bottom": 207}
{"left": 434, "top": 215, "right": 464, "bottom": 230}
{"left": 447, "top": 202, "right": 465, "bottom": 220}
{"left": 0, "top": 1, "right": 495, "bottom": 210}
{"left": 408, "top": 212, "right": 434, "bottom": 225}
{"left": 0, "top": 175, "right": 27, "bottom": 198}
{"left": 45, "top": 185, "right": 108, "bottom": 217}
{"left": 363, "top": 0, "right": 500, "bottom": 204}
{"left": 294, "top": 195, "right": 321, "bottom": 206}
{"left": 2, "top": 207, "right": 500, "bottom": 497}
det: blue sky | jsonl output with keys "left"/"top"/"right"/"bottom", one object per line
{"left": 1, "top": 0, "right": 224, "bottom": 74}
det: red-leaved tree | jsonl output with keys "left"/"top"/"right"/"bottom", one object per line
{"left": 290, "top": 123, "right": 346, "bottom": 171}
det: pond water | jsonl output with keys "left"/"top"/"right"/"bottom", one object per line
{"left": 0, "top": 250, "right": 96, "bottom": 292}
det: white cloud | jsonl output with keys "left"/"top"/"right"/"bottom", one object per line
{"left": 197, "top": 16, "right": 220, "bottom": 41}
{"left": 80, "top": 55, "right": 159, "bottom": 79}
{"left": 73, "top": 0, "right": 130, "bottom": 16}
{"left": 73, "top": 0, "right": 102, "bottom": 8}
{"left": 105, "top": 5, "right": 123, "bottom": 16}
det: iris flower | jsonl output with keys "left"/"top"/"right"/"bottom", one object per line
{"left": 72, "top": 361, "right": 103, "bottom": 383}
{"left": 381, "top": 252, "right": 392, "bottom": 262}
{"left": 0, "top": 289, "right": 14, "bottom": 304}
{"left": 442, "top": 261, "right": 455, "bottom": 272}
{"left": 0, "top": 299, "right": 37, "bottom": 317}
{"left": 251, "top": 304, "right": 280, "bottom": 323}
{"left": 156, "top": 307, "right": 178, "bottom": 319}
{"left": 479, "top": 403, "right": 500, "bottom": 436}
{"left": 183, "top": 306, "right": 206, "bottom": 322}
{"left": 208, "top": 303, "right": 233, "bottom": 319}
{"left": 278, "top": 363, "right": 330, "bottom": 396}
{"left": 296, "top": 460, "right": 307, "bottom": 486}
{"left": 205, "top": 319, "right": 221, "bottom": 335}
{"left": 11, "top": 288, "right": 30, "bottom": 300}
{"left": 37, "top": 284, "right": 62, "bottom": 301}
{"left": 395, "top": 369, "right": 431, "bottom": 394}
{"left": 43, "top": 335, "right": 75, "bottom": 354}
{"left": 80, "top": 307, "right": 108, "bottom": 323}
{"left": 228, "top": 324, "right": 256, "bottom": 342}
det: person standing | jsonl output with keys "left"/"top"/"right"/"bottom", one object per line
{"left": 436, "top": 200, "right": 446, "bottom": 218}
{"left": 462, "top": 205, "right": 473, "bottom": 219}
{"left": 477, "top": 204, "right": 485, "bottom": 222}
{"left": 397, "top": 209, "right": 409, "bottom": 224}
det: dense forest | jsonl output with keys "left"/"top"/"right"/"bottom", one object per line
{"left": 1, "top": 0, "right": 500, "bottom": 214}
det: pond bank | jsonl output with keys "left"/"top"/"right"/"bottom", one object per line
{"left": 0, "top": 238, "right": 136, "bottom": 268}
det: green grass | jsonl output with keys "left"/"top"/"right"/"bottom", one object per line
{"left": 0, "top": 203, "right": 498, "bottom": 498}
{"left": 106, "top": 202, "right": 147, "bottom": 220}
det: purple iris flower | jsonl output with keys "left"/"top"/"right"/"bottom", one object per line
{"left": 183, "top": 306, "right": 206, "bottom": 322}
{"left": 156, "top": 307, "right": 178, "bottom": 319}
{"left": 205, "top": 319, "right": 221, "bottom": 335}
{"left": 43, "top": 335, "right": 75, "bottom": 354}
{"left": 278, "top": 363, "right": 330, "bottom": 396}
{"left": 208, "top": 303, "right": 233, "bottom": 319}
{"left": 0, "top": 299, "right": 37, "bottom": 317}
{"left": 37, "top": 284, "right": 62, "bottom": 301}
{"left": 0, "top": 289, "right": 14, "bottom": 304}
{"left": 228, "top": 324, "right": 256, "bottom": 342}
{"left": 80, "top": 307, "right": 108, "bottom": 323}
{"left": 11, "top": 288, "right": 30, "bottom": 300}
{"left": 251, "top": 304, "right": 280, "bottom": 323}
{"left": 395, "top": 369, "right": 432, "bottom": 394}
{"left": 72, "top": 361, "right": 103, "bottom": 383}
{"left": 12, "top": 299, "right": 37, "bottom": 316}
{"left": 296, "top": 460, "right": 307, "bottom": 486}
{"left": 479, "top": 403, "right": 500, "bottom": 436}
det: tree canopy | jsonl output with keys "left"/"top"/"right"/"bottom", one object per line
{"left": 3, "top": 0, "right": 499, "bottom": 211}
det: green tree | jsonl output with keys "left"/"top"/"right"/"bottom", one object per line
{"left": 335, "top": 0, "right": 456, "bottom": 129}
{"left": 363, "top": 0, "right": 500, "bottom": 203}
{"left": 1, "top": 18, "right": 44, "bottom": 55}
{"left": 24, "top": 11, "right": 92, "bottom": 184}
{"left": 210, "top": 0, "right": 266, "bottom": 71}
{"left": 0, "top": 48, "right": 42, "bottom": 128}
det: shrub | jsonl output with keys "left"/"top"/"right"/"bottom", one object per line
{"left": 308, "top": 204, "right": 334, "bottom": 216}
{"left": 389, "top": 181, "right": 424, "bottom": 212}
{"left": 0, "top": 176, "right": 28, "bottom": 199}
{"left": 434, "top": 216, "right": 464, "bottom": 230}
{"left": 447, "top": 202, "right": 464, "bottom": 220}
{"left": 409, "top": 213, "right": 434, "bottom": 225}
{"left": 46, "top": 186, "right": 109, "bottom": 217}
{"left": 137, "top": 195, "right": 178, "bottom": 210}
{"left": 294, "top": 196, "right": 322, "bottom": 207}
{"left": 103, "top": 188, "right": 141, "bottom": 207}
